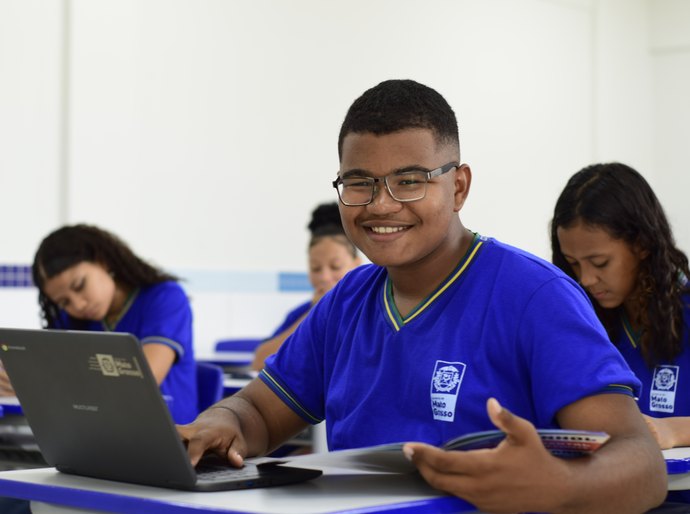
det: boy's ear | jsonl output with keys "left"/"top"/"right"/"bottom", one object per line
{"left": 453, "top": 164, "right": 472, "bottom": 212}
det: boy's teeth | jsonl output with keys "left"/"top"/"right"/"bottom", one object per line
{"left": 371, "top": 226, "right": 405, "bottom": 234}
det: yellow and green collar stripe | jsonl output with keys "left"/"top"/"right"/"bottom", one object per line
{"left": 383, "top": 233, "right": 484, "bottom": 331}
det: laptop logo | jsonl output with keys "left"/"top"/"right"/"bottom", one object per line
{"left": 96, "top": 354, "right": 120, "bottom": 376}
{"left": 90, "top": 354, "right": 145, "bottom": 379}
{"left": 1, "top": 344, "right": 26, "bottom": 351}
{"left": 72, "top": 404, "right": 99, "bottom": 412}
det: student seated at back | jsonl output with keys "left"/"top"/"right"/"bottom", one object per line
{"left": 179, "top": 79, "right": 666, "bottom": 513}
{"left": 552, "top": 162, "right": 690, "bottom": 505}
{"left": 252, "top": 202, "right": 361, "bottom": 370}
{"left": 0, "top": 224, "right": 197, "bottom": 424}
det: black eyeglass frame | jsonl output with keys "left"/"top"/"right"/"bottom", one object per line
{"left": 332, "top": 161, "right": 459, "bottom": 206}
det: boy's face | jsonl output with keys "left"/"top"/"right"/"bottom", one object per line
{"left": 337, "top": 128, "right": 466, "bottom": 269}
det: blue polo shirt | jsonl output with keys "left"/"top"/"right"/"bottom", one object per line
{"left": 261, "top": 235, "right": 639, "bottom": 450}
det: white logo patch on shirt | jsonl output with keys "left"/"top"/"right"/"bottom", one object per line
{"left": 650, "top": 365, "right": 679, "bottom": 413}
{"left": 430, "top": 360, "right": 466, "bottom": 422}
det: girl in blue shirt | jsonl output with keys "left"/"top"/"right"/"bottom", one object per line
{"left": 30, "top": 224, "right": 197, "bottom": 424}
{"left": 552, "top": 162, "right": 690, "bottom": 503}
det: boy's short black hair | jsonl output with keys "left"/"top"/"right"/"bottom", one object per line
{"left": 337, "top": 79, "right": 459, "bottom": 160}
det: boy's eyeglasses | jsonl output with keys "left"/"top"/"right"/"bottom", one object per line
{"left": 332, "top": 162, "right": 458, "bottom": 207}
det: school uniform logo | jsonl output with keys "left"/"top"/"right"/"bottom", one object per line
{"left": 650, "top": 365, "right": 679, "bottom": 413}
{"left": 430, "top": 360, "right": 466, "bottom": 422}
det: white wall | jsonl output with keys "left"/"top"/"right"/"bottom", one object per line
{"left": 1, "top": 0, "right": 688, "bottom": 355}
{"left": 648, "top": 0, "right": 690, "bottom": 253}
{"left": 0, "top": 0, "right": 63, "bottom": 261}
{"left": 67, "top": 0, "right": 598, "bottom": 266}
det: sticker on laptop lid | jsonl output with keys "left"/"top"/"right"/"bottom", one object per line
{"left": 89, "top": 354, "right": 144, "bottom": 379}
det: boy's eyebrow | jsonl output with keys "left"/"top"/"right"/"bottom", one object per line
{"left": 341, "top": 164, "right": 431, "bottom": 178}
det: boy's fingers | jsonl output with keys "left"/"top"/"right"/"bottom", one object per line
{"left": 486, "top": 397, "right": 538, "bottom": 447}
{"left": 405, "top": 441, "right": 481, "bottom": 475}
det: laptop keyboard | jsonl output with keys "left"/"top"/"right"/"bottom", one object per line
{"left": 195, "top": 462, "right": 260, "bottom": 482}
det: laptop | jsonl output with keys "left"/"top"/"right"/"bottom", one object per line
{"left": 0, "top": 327, "right": 322, "bottom": 491}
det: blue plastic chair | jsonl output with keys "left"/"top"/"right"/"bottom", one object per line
{"left": 196, "top": 362, "right": 224, "bottom": 412}
{"left": 215, "top": 338, "right": 264, "bottom": 352}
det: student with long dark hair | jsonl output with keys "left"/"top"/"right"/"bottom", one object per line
{"left": 2, "top": 224, "right": 197, "bottom": 424}
{"left": 552, "top": 162, "right": 690, "bottom": 447}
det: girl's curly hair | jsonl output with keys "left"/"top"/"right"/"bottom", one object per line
{"left": 550, "top": 162, "right": 690, "bottom": 367}
{"left": 32, "top": 224, "right": 178, "bottom": 329}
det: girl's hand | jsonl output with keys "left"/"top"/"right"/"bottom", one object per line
{"left": 643, "top": 415, "right": 676, "bottom": 449}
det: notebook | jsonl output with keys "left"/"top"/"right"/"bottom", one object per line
{"left": 0, "top": 327, "right": 322, "bottom": 491}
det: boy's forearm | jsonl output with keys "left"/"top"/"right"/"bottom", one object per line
{"left": 553, "top": 394, "right": 668, "bottom": 514}
{"left": 211, "top": 392, "right": 271, "bottom": 456}
{"left": 555, "top": 434, "right": 666, "bottom": 514}
{"left": 217, "top": 378, "right": 309, "bottom": 456}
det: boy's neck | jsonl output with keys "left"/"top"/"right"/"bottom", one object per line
{"left": 387, "top": 225, "right": 474, "bottom": 318}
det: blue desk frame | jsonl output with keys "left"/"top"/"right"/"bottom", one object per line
{"left": 0, "top": 467, "right": 478, "bottom": 514}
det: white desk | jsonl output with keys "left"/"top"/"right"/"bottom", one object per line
{"left": 197, "top": 352, "right": 255, "bottom": 370}
{"left": 223, "top": 376, "right": 252, "bottom": 396}
{"left": 2, "top": 450, "right": 689, "bottom": 513}
{"left": 664, "top": 447, "right": 690, "bottom": 491}
{"left": 0, "top": 465, "right": 479, "bottom": 514}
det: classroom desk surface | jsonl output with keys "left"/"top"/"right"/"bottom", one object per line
{"left": 0, "top": 465, "right": 478, "bottom": 514}
{"left": 197, "top": 352, "right": 255, "bottom": 369}
{"left": 223, "top": 376, "right": 252, "bottom": 396}
{"left": 664, "top": 447, "right": 690, "bottom": 491}
{"left": 2, "top": 451, "right": 690, "bottom": 513}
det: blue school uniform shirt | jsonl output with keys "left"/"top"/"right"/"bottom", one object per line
{"left": 57, "top": 281, "right": 197, "bottom": 424}
{"left": 614, "top": 295, "right": 690, "bottom": 503}
{"left": 269, "top": 301, "right": 312, "bottom": 338}
{"left": 614, "top": 293, "right": 690, "bottom": 417}
{"left": 260, "top": 234, "right": 640, "bottom": 451}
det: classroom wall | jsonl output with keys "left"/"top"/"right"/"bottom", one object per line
{"left": 649, "top": 0, "right": 690, "bottom": 254}
{"left": 1, "top": 0, "right": 688, "bottom": 355}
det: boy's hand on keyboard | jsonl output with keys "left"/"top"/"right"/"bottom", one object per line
{"left": 177, "top": 406, "right": 246, "bottom": 468}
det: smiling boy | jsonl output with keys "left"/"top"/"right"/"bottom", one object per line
{"left": 179, "top": 80, "right": 666, "bottom": 513}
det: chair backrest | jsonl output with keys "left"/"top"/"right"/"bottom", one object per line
{"left": 215, "top": 338, "right": 264, "bottom": 352}
{"left": 196, "top": 362, "right": 224, "bottom": 413}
